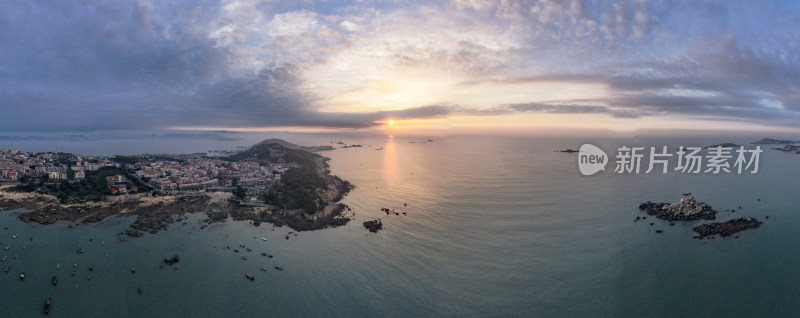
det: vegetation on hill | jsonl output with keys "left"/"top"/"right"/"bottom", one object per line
{"left": 259, "top": 166, "right": 324, "bottom": 214}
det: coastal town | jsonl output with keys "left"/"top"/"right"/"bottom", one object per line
{"left": 0, "top": 143, "right": 299, "bottom": 201}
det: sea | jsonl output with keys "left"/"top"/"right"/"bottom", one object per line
{"left": 1, "top": 130, "right": 799, "bottom": 317}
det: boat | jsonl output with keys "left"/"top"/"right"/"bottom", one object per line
{"left": 261, "top": 238, "right": 267, "bottom": 241}
{"left": 20, "top": 270, "right": 24, "bottom": 280}
{"left": 131, "top": 267, "right": 135, "bottom": 273}
{"left": 52, "top": 276, "right": 57, "bottom": 286}
{"left": 44, "top": 297, "right": 51, "bottom": 315}
{"left": 240, "top": 255, "right": 247, "bottom": 260}
{"left": 260, "top": 267, "right": 266, "bottom": 271}
{"left": 261, "top": 252, "right": 267, "bottom": 256}
{"left": 4, "top": 266, "right": 8, "bottom": 273}
{"left": 56, "top": 264, "right": 60, "bottom": 270}
{"left": 4, "top": 245, "right": 9, "bottom": 250}
{"left": 245, "top": 273, "right": 255, "bottom": 281}
{"left": 71, "top": 271, "right": 76, "bottom": 277}
{"left": 273, "top": 265, "right": 284, "bottom": 271}
{"left": 138, "top": 287, "right": 143, "bottom": 294}
{"left": 89, "top": 265, "right": 94, "bottom": 271}
{"left": 246, "top": 248, "right": 252, "bottom": 252}
{"left": 2, "top": 255, "right": 6, "bottom": 261}
{"left": 239, "top": 243, "right": 245, "bottom": 248}
{"left": 12, "top": 234, "right": 16, "bottom": 239}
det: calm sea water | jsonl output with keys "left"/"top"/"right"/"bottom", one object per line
{"left": 1, "top": 132, "right": 800, "bottom": 317}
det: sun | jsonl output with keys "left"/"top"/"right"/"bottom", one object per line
{"left": 389, "top": 121, "right": 394, "bottom": 126}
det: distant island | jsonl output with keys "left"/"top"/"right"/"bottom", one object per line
{"left": 0, "top": 139, "right": 354, "bottom": 236}
{"left": 773, "top": 145, "right": 800, "bottom": 154}
{"left": 751, "top": 138, "right": 798, "bottom": 144}
{"left": 706, "top": 143, "right": 740, "bottom": 148}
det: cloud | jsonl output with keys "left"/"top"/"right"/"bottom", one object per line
{"left": 0, "top": 1, "right": 799, "bottom": 131}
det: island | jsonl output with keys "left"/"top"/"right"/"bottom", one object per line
{"left": 751, "top": 138, "right": 798, "bottom": 144}
{"left": 0, "top": 138, "right": 354, "bottom": 236}
{"left": 638, "top": 197, "right": 762, "bottom": 239}
{"left": 363, "top": 219, "right": 383, "bottom": 233}
{"left": 692, "top": 217, "right": 762, "bottom": 239}
{"left": 706, "top": 143, "right": 740, "bottom": 148}
{"left": 638, "top": 197, "right": 717, "bottom": 221}
{"left": 773, "top": 145, "right": 800, "bottom": 153}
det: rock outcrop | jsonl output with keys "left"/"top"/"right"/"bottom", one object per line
{"left": 692, "top": 217, "right": 762, "bottom": 239}
{"left": 363, "top": 219, "right": 383, "bottom": 233}
{"left": 638, "top": 197, "right": 717, "bottom": 221}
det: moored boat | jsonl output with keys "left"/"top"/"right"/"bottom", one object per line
{"left": 52, "top": 275, "right": 57, "bottom": 286}
{"left": 44, "top": 297, "right": 51, "bottom": 315}
{"left": 20, "top": 270, "right": 25, "bottom": 280}
{"left": 245, "top": 273, "right": 255, "bottom": 281}
{"left": 274, "top": 265, "right": 284, "bottom": 271}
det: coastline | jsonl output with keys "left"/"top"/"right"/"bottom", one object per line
{"left": 0, "top": 148, "right": 355, "bottom": 235}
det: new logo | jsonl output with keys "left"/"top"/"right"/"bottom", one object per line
{"left": 578, "top": 144, "right": 608, "bottom": 176}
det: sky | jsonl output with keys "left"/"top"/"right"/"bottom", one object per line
{"left": 1, "top": 0, "right": 799, "bottom": 134}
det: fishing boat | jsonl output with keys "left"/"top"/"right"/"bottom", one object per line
{"left": 274, "top": 265, "right": 284, "bottom": 271}
{"left": 52, "top": 276, "right": 57, "bottom": 286}
{"left": 131, "top": 267, "right": 135, "bottom": 273}
{"left": 56, "top": 264, "right": 60, "bottom": 270}
{"left": 241, "top": 255, "right": 247, "bottom": 260}
{"left": 20, "top": 270, "right": 25, "bottom": 280}
{"left": 245, "top": 273, "right": 255, "bottom": 281}
{"left": 261, "top": 238, "right": 267, "bottom": 241}
{"left": 4, "top": 266, "right": 8, "bottom": 273}
{"left": 260, "top": 267, "right": 266, "bottom": 271}
{"left": 44, "top": 297, "right": 51, "bottom": 315}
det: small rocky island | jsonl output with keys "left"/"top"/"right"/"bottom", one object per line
{"left": 0, "top": 138, "right": 356, "bottom": 236}
{"left": 638, "top": 197, "right": 717, "bottom": 221}
{"left": 638, "top": 197, "right": 763, "bottom": 239}
{"left": 692, "top": 217, "right": 762, "bottom": 239}
{"left": 363, "top": 219, "right": 383, "bottom": 233}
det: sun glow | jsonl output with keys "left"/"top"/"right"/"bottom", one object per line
{"left": 389, "top": 121, "right": 394, "bottom": 125}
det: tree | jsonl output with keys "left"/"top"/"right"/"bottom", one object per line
{"left": 233, "top": 186, "right": 247, "bottom": 200}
